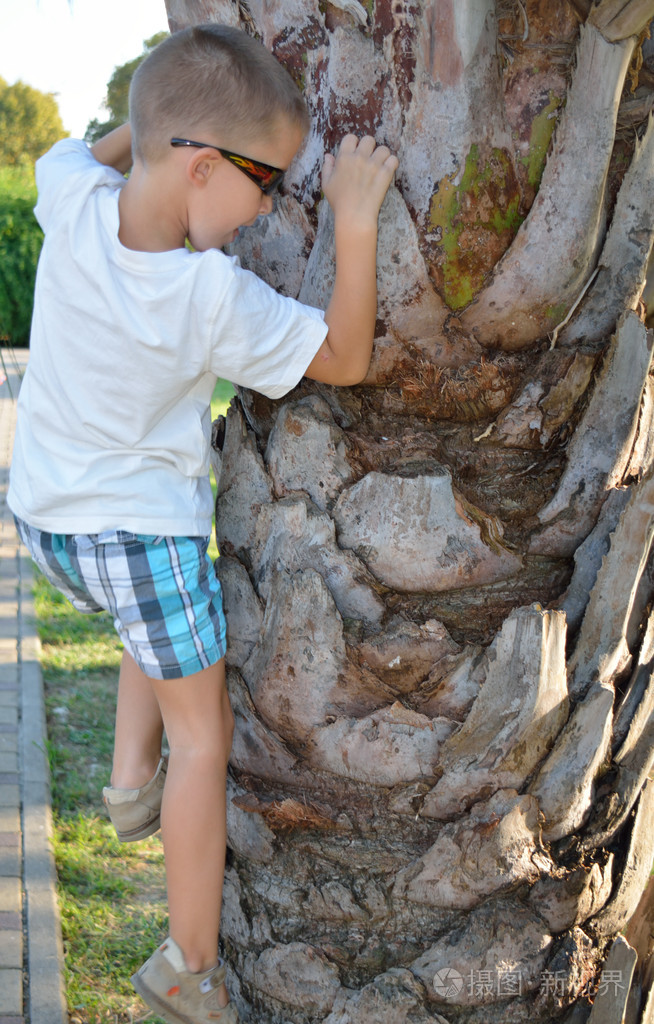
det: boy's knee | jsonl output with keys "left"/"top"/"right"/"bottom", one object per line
{"left": 169, "top": 742, "right": 229, "bottom": 775}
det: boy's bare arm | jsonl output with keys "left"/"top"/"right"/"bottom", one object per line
{"left": 305, "top": 135, "right": 398, "bottom": 387}
{"left": 90, "top": 123, "right": 133, "bottom": 174}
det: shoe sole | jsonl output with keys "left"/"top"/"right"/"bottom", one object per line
{"left": 132, "top": 970, "right": 192, "bottom": 1024}
{"left": 114, "top": 812, "right": 161, "bottom": 842}
{"left": 131, "top": 971, "right": 237, "bottom": 1023}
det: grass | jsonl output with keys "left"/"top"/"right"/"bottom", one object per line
{"left": 37, "top": 572, "right": 166, "bottom": 1024}
{"left": 208, "top": 378, "right": 236, "bottom": 561}
{"left": 210, "top": 377, "right": 236, "bottom": 420}
{"left": 35, "top": 378, "right": 235, "bottom": 1024}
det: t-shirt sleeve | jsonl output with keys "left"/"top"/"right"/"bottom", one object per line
{"left": 34, "top": 139, "right": 125, "bottom": 233}
{"left": 206, "top": 256, "right": 329, "bottom": 400}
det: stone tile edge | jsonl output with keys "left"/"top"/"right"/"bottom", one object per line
{"left": 18, "top": 550, "right": 67, "bottom": 1024}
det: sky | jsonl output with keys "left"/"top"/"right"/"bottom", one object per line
{"left": 1, "top": 0, "right": 170, "bottom": 138}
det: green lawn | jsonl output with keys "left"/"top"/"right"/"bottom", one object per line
{"left": 211, "top": 377, "right": 236, "bottom": 417}
{"left": 36, "top": 570, "right": 167, "bottom": 1023}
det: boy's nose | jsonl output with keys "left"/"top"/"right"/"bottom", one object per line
{"left": 260, "top": 193, "right": 274, "bottom": 216}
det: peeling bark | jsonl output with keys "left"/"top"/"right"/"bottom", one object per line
{"left": 583, "top": 646, "right": 654, "bottom": 850}
{"left": 586, "top": 937, "right": 638, "bottom": 1024}
{"left": 265, "top": 395, "right": 353, "bottom": 510}
{"left": 253, "top": 496, "right": 385, "bottom": 623}
{"left": 307, "top": 702, "right": 455, "bottom": 785}
{"left": 560, "top": 113, "right": 654, "bottom": 348}
{"left": 613, "top": 610, "right": 654, "bottom": 749}
{"left": 589, "top": 0, "right": 654, "bottom": 41}
{"left": 528, "top": 857, "right": 614, "bottom": 934}
{"left": 325, "top": 969, "right": 449, "bottom": 1024}
{"left": 529, "top": 680, "right": 614, "bottom": 842}
{"left": 394, "top": 791, "right": 552, "bottom": 910}
{"left": 590, "top": 781, "right": 654, "bottom": 936}
{"left": 334, "top": 469, "right": 523, "bottom": 592}
{"left": 410, "top": 899, "right": 552, "bottom": 1005}
{"left": 530, "top": 311, "right": 653, "bottom": 557}
{"left": 459, "top": 23, "right": 635, "bottom": 349}
{"left": 568, "top": 462, "right": 654, "bottom": 698}
{"left": 242, "top": 941, "right": 342, "bottom": 1015}
{"left": 421, "top": 605, "right": 569, "bottom": 819}
{"left": 558, "top": 487, "right": 631, "bottom": 635}
{"left": 240, "top": 567, "right": 377, "bottom": 745}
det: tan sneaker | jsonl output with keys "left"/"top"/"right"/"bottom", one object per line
{"left": 102, "top": 755, "right": 168, "bottom": 841}
{"left": 131, "top": 936, "right": 238, "bottom": 1023}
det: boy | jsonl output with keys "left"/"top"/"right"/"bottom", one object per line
{"left": 9, "top": 24, "right": 397, "bottom": 1024}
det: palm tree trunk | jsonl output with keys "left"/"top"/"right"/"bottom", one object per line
{"left": 166, "top": 1, "right": 654, "bottom": 1020}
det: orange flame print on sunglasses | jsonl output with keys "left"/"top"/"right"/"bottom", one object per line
{"left": 171, "top": 138, "right": 284, "bottom": 195}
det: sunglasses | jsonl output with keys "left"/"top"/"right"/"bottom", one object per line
{"left": 170, "top": 137, "right": 284, "bottom": 195}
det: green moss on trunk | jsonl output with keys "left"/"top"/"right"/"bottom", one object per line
{"left": 429, "top": 145, "right": 523, "bottom": 310}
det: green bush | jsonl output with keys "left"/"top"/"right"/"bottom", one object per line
{"left": 0, "top": 165, "right": 42, "bottom": 346}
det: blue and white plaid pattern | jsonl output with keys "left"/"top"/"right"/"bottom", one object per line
{"left": 14, "top": 518, "right": 226, "bottom": 680}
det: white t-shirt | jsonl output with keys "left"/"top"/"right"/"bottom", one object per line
{"left": 8, "top": 140, "right": 328, "bottom": 536}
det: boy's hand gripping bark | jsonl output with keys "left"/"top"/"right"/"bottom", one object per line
{"left": 305, "top": 134, "right": 399, "bottom": 386}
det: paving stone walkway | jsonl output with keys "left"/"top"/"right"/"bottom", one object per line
{"left": 0, "top": 348, "right": 66, "bottom": 1024}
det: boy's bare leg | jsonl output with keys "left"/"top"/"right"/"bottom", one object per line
{"left": 112, "top": 650, "right": 164, "bottom": 789}
{"left": 151, "top": 658, "right": 233, "bottom": 1000}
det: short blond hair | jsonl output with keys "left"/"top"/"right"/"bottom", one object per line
{"left": 130, "top": 24, "right": 310, "bottom": 163}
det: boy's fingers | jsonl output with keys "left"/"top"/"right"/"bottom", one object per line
{"left": 356, "top": 135, "right": 377, "bottom": 156}
{"left": 336, "top": 134, "right": 398, "bottom": 169}
{"left": 338, "top": 134, "right": 378, "bottom": 158}
{"left": 328, "top": 134, "right": 398, "bottom": 200}
{"left": 338, "top": 133, "right": 359, "bottom": 154}
{"left": 370, "top": 143, "right": 393, "bottom": 164}
{"left": 368, "top": 147, "right": 399, "bottom": 186}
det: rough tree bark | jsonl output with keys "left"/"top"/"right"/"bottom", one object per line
{"left": 165, "top": 2, "right": 654, "bottom": 1021}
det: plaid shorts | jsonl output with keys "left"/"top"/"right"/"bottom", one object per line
{"left": 14, "top": 517, "right": 227, "bottom": 680}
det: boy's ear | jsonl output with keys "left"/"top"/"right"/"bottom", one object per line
{"left": 186, "top": 149, "right": 221, "bottom": 187}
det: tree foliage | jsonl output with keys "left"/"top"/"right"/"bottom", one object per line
{"left": 0, "top": 166, "right": 42, "bottom": 346}
{"left": 0, "top": 77, "right": 65, "bottom": 344}
{"left": 0, "top": 33, "right": 168, "bottom": 346}
{"left": 0, "top": 77, "right": 68, "bottom": 167}
{"left": 84, "top": 32, "right": 168, "bottom": 144}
